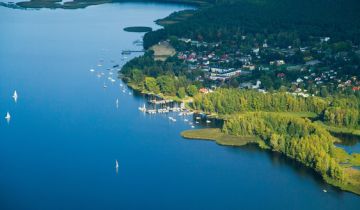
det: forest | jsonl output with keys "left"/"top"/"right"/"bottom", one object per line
{"left": 144, "top": 0, "right": 360, "bottom": 48}
{"left": 121, "top": 51, "right": 201, "bottom": 98}
{"left": 222, "top": 112, "right": 346, "bottom": 181}
{"left": 192, "top": 88, "right": 360, "bottom": 129}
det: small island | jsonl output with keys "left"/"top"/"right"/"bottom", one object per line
{"left": 123, "top": 26, "right": 152, "bottom": 33}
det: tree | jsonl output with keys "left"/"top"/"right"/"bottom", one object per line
{"left": 186, "top": 85, "right": 198, "bottom": 96}
{"left": 145, "top": 77, "right": 160, "bottom": 93}
{"left": 157, "top": 75, "right": 176, "bottom": 95}
{"left": 131, "top": 68, "right": 144, "bottom": 84}
{"left": 177, "top": 87, "right": 186, "bottom": 99}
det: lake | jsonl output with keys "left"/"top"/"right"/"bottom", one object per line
{"left": 0, "top": 2, "right": 359, "bottom": 210}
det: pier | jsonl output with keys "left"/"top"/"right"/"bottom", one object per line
{"left": 121, "top": 50, "right": 145, "bottom": 55}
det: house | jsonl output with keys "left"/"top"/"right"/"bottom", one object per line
{"left": 296, "top": 78, "right": 304, "bottom": 83}
{"left": 305, "top": 60, "right": 321, "bottom": 66}
{"left": 179, "top": 38, "right": 191, "bottom": 43}
{"left": 240, "top": 82, "right": 253, "bottom": 89}
{"left": 277, "top": 73, "right": 285, "bottom": 78}
{"left": 199, "top": 88, "right": 209, "bottom": 94}
{"left": 243, "top": 65, "right": 256, "bottom": 70}
{"left": 270, "top": 60, "right": 285, "bottom": 66}
{"left": 252, "top": 80, "right": 261, "bottom": 89}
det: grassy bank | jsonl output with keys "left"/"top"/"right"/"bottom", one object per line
{"left": 324, "top": 168, "right": 360, "bottom": 195}
{"left": 181, "top": 128, "right": 260, "bottom": 147}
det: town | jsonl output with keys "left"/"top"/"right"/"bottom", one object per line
{"left": 169, "top": 35, "right": 360, "bottom": 97}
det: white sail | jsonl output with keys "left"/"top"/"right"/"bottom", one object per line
{"left": 5, "top": 112, "right": 11, "bottom": 123}
{"left": 13, "top": 90, "right": 18, "bottom": 103}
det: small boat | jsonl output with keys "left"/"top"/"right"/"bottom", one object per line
{"left": 97, "top": 64, "right": 102, "bottom": 67}
{"left": 128, "top": 92, "right": 132, "bottom": 96}
{"left": 323, "top": 189, "right": 327, "bottom": 193}
{"left": 5, "top": 112, "right": 11, "bottom": 122}
{"left": 184, "top": 119, "right": 188, "bottom": 122}
{"left": 13, "top": 90, "right": 18, "bottom": 103}
{"left": 195, "top": 121, "right": 199, "bottom": 124}
{"left": 103, "top": 83, "right": 107, "bottom": 88}
{"left": 206, "top": 120, "right": 211, "bottom": 123}
{"left": 116, "top": 99, "right": 119, "bottom": 108}
{"left": 89, "top": 68, "right": 95, "bottom": 72}
{"left": 191, "top": 125, "right": 195, "bottom": 128}
{"left": 196, "top": 116, "right": 201, "bottom": 120}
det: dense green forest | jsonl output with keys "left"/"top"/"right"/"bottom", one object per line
{"left": 144, "top": 0, "right": 360, "bottom": 48}
{"left": 192, "top": 88, "right": 360, "bottom": 128}
{"left": 121, "top": 51, "right": 201, "bottom": 98}
{"left": 221, "top": 112, "right": 360, "bottom": 194}
{"left": 223, "top": 112, "right": 346, "bottom": 181}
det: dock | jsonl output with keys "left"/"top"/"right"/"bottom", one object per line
{"left": 121, "top": 50, "right": 145, "bottom": 55}
{"left": 148, "top": 99, "right": 173, "bottom": 105}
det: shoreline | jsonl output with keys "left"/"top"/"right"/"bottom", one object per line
{"left": 182, "top": 127, "right": 360, "bottom": 196}
{"left": 181, "top": 128, "right": 260, "bottom": 147}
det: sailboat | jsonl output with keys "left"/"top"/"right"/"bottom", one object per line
{"left": 116, "top": 98, "right": 119, "bottom": 108}
{"left": 5, "top": 112, "right": 11, "bottom": 122}
{"left": 115, "top": 160, "right": 119, "bottom": 169}
{"left": 138, "top": 103, "right": 146, "bottom": 112}
{"left": 13, "top": 90, "right": 18, "bottom": 103}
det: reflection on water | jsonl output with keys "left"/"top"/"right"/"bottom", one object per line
{"left": 333, "top": 132, "right": 360, "bottom": 153}
{"left": 226, "top": 144, "right": 349, "bottom": 196}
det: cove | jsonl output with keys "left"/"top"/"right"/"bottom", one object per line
{"left": 0, "top": 2, "right": 359, "bottom": 210}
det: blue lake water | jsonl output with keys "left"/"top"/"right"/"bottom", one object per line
{"left": 0, "top": 3, "right": 359, "bottom": 210}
